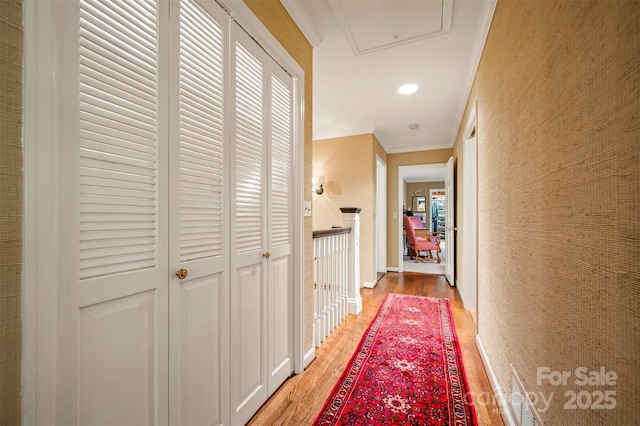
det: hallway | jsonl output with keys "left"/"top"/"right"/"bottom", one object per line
{"left": 248, "top": 272, "right": 504, "bottom": 425}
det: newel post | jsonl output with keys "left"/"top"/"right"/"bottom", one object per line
{"left": 341, "top": 207, "right": 362, "bottom": 315}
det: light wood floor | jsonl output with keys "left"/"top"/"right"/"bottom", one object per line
{"left": 247, "top": 272, "right": 505, "bottom": 425}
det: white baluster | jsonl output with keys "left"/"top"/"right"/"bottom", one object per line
{"left": 322, "top": 237, "right": 330, "bottom": 340}
{"left": 331, "top": 234, "right": 337, "bottom": 330}
{"left": 313, "top": 239, "right": 320, "bottom": 348}
{"left": 340, "top": 232, "right": 347, "bottom": 322}
{"left": 342, "top": 208, "right": 362, "bottom": 315}
{"left": 316, "top": 237, "right": 324, "bottom": 344}
{"left": 312, "top": 216, "right": 361, "bottom": 349}
{"left": 324, "top": 236, "right": 333, "bottom": 336}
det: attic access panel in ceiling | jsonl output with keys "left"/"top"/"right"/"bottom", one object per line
{"left": 328, "top": 0, "right": 453, "bottom": 55}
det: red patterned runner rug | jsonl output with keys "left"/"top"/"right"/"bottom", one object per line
{"left": 313, "top": 293, "right": 477, "bottom": 425}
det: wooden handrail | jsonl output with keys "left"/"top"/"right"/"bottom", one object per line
{"left": 312, "top": 227, "right": 352, "bottom": 239}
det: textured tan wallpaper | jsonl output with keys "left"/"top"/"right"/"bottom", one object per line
{"left": 0, "top": 1, "right": 23, "bottom": 424}
{"left": 453, "top": 1, "right": 639, "bottom": 423}
{"left": 243, "top": 0, "right": 315, "bottom": 352}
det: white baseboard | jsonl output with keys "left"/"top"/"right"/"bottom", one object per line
{"left": 363, "top": 281, "right": 376, "bottom": 288}
{"left": 457, "top": 285, "right": 466, "bottom": 307}
{"left": 303, "top": 347, "right": 316, "bottom": 370}
{"left": 475, "top": 334, "right": 516, "bottom": 426}
{"left": 348, "top": 296, "right": 362, "bottom": 315}
{"left": 387, "top": 267, "right": 400, "bottom": 272}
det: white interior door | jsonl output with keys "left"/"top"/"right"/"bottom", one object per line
{"left": 445, "top": 156, "right": 455, "bottom": 286}
{"left": 229, "top": 23, "right": 294, "bottom": 425}
{"left": 266, "top": 66, "right": 294, "bottom": 394}
{"left": 462, "top": 132, "right": 478, "bottom": 321}
{"left": 168, "top": 1, "right": 229, "bottom": 425}
{"left": 376, "top": 156, "right": 387, "bottom": 277}
{"left": 229, "top": 27, "right": 269, "bottom": 425}
{"left": 29, "top": 2, "right": 299, "bottom": 424}
{"left": 57, "top": 0, "right": 169, "bottom": 423}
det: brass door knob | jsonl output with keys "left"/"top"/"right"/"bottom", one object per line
{"left": 263, "top": 252, "right": 271, "bottom": 259}
{"left": 176, "top": 269, "right": 188, "bottom": 279}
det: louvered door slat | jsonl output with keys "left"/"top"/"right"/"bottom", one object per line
{"left": 80, "top": 101, "right": 155, "bottom": 133}
{"left": 80, "top": 119, "right": 156, "bottom": 149}
{"left": 79, "top": 185, "right": 154, "bottom": 200}
{"left": 80, "top": 72, "right": 155, "bottom": 113}
{"left": 79, "top": 6, "right": 156, "bottom": 69}
{"left": 234, "top": 43, "right": 264, "bottom": 254}
{"left": 80, "top": 203, "right": 155, "bottom": 214}
{"left": 80, "top": 236, "right": 155, "bottom": 250}
{"left": 179, "top": 159, "right": 222, "bottom": 176}
{"left": 181, "top": 94, "right": 223, "bottom": 123}
{"left": 80, "top": 196, "right": 155, "bottom": 208}
{"left": 81, "top": 215, "right": 156, "bottom": 227}
{"left": 80, "top": 172, "right": 155, "bottom": 187}
{"left": 80, "top": 243, "right": 156, "bottom": 260}
{"left": 270, "top": 74, "right": 292, "bottom": 247}
{"left": 81, "top": 139, "right": 155, "bottom": 162}
{"left": 180, "top": 55, "right": 223, "bottom": 91}
{"left": 79, "top": 53, "right": 156, "bottom": 101}
{"left": 178, "top": 0, "right": 224, "bottom": 262}
{"left": 80, "top": 88, "right": 156, "bottom": 126}
{"left": 84, "top": 0, "right": 156, "bottom": 49}
{"left": 78, "top": 0, "right": 159, "bottom": 280}
{"left": 80, "top": 152, "right": 155, "bottom": 174}
{"left": 78, "top": 30, "right": 155, "bottom": 80}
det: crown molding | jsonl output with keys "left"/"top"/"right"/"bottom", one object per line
{"left": 280, "top": 0, "right": 322, "bottom": 47}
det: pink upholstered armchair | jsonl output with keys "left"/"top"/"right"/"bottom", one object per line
{"left": 403, "top": 215, "right": 441, "bottom": 264}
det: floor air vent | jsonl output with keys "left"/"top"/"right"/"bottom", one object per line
{"left": 510, "top": 365, "right": 544, "bottom": 426}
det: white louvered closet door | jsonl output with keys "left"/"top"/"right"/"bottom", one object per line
{"left": 57, "top": 0, "right": 169, "bottom": 424}
{"left": 168, "top": 1, "right": 228, "bottom": 425}
{"left": 51, "top": 0, "right": 293, "bottom": 424}
{"left": 266, "top": 66, "right": 294, "bottom": 396}
{"left": 229, "top": 23, "right": 294, "bottom": 426}
{"left": 229, "top": 26, "right": 268, "bottom": 425}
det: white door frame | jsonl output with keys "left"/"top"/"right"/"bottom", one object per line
{"left": 444, "top": 157, "right": 455, "bottom": 287}
{"left": 375, "top": 155, "right": 387, "bottom": 282}
{"left": 461, "top": 103, "right": 478, "bottom": 324}
{"left": 22, "top": 1, "right": 306, "bottom": 423}
{"left": 397, "top": 164, "right": 447, "bottom": 272}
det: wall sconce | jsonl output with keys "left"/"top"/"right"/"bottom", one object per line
{"left": 313, "top": 175, "right": 325, "bottom": 195}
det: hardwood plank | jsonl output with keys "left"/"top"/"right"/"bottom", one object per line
{"left": 248, "top": 272, "right": 505, "bottom": 425}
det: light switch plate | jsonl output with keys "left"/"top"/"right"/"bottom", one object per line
{"left": 304, "top": 200, "right": 312, "bottom": 217}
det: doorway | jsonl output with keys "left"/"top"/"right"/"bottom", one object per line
{"left": 429, "top": 189, "right": 446, "bottom": 235}
{"left": 398, "top": 164, "right": 448, "bottom": 276}
{"left": 375, "top": 155, "right": 387, "bottom": 285}
{"left": 461, "top": 104, "right": 478, "bottom": 324}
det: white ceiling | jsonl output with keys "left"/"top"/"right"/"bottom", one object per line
{"left": 282, "top": 0, "right": 496, "bottom": 156}
{"left": 401, "top": 164, "right": 446, "bottom": 183}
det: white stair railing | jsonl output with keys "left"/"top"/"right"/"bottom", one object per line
{"left": 313, "top": 228, "right": 349, "bottom": 346}
{"left": 312, "top": 207, "right": 363, "bottom": 348}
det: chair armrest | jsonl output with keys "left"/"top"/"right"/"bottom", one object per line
{"left": 414, "top": 228, "right": 440, "bottom": 241}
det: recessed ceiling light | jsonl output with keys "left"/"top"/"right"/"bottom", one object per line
{"left": 398, "top": 83, "right": 418, "bottom": 95}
